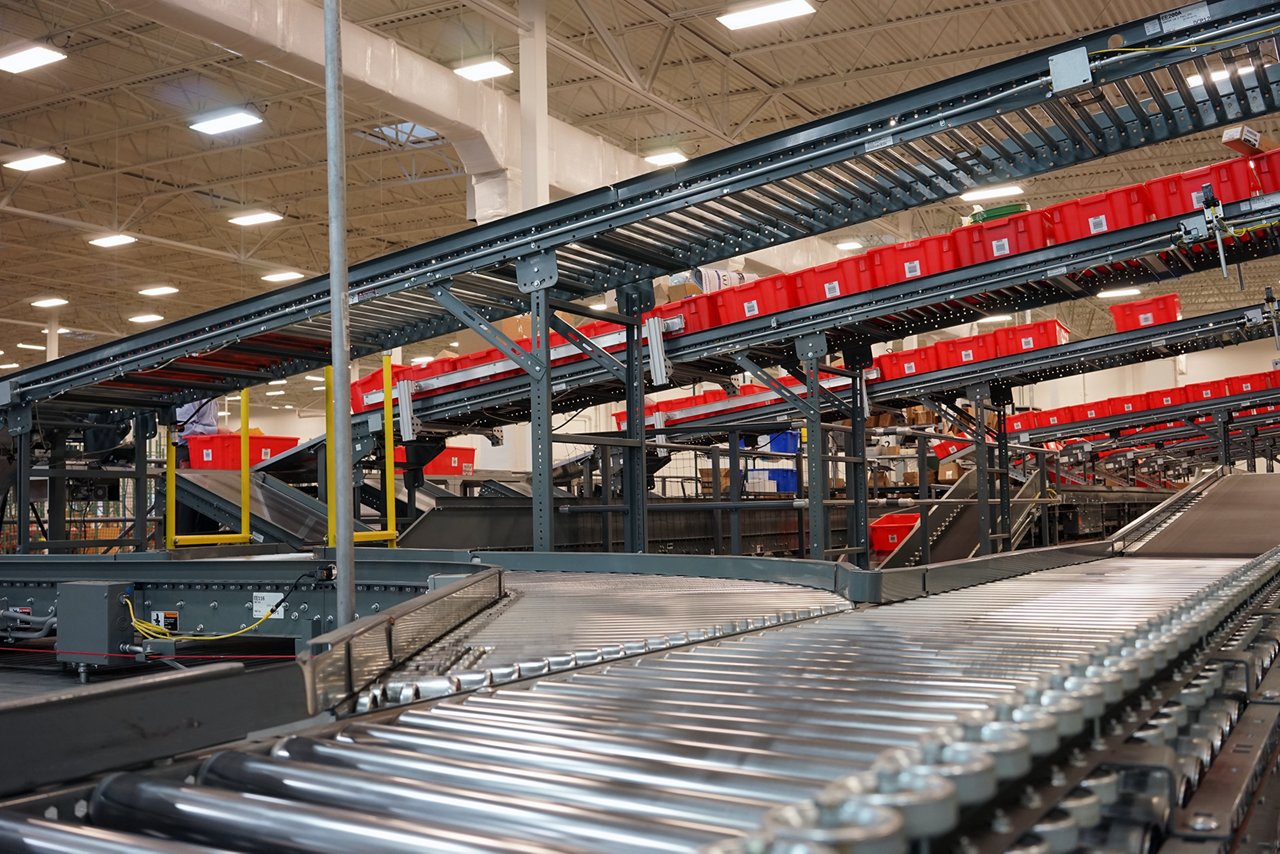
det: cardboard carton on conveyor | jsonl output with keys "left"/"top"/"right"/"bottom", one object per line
{"left": 1222, "top": 124, "right": 1279, "bottom": 156}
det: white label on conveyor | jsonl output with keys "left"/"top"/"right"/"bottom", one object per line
{"left": 903, "top": 260, "right": 921, "bottom": 278}
{"left": 252, "top": 591, "right": 286, "bottom": 619}
{"left": 1138, "top": 311, "right": 1154, "bottom": 326}
{"left": 1157, "top": 2, "right": 1209, "bottom": 34}
{"left": 1088, "top": 214, "right": 1108, "bottom": 234}
{"left": 990, "top": 238, "right": 1010, "bottom": 257}
{"left": 743, "top": 299, "right": 760, "bottom": 317}
{"left": 866, "top": 134, "right": 894, "bottom": 152}
{"left": 823, "top": 281, "right": 840, "bottom": 298}
{"left": 961, "top": 349, "right": 975, "bottom": 362}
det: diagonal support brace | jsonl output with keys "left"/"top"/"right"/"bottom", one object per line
{"left": 733, "top": 353, "right": 823, "bottom": 421}
{"left": 429, "top": 284, "right": 546, "bottom": 378}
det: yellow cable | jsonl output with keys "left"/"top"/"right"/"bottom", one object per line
{"left": 1088, "top": 24, "right": 1280, "bottom": 55}
{"left": 124, "top": 596, "right": 276, "bottom": 642}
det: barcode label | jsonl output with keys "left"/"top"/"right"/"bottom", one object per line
{"left": 961, "top": 349, "right": 975, "bottom": 362}
{"left": 991, "top": 238, "right": 1010, "bottom": 257}
{"left": 1021, "top": 336, "right": 1035, "bottom": 350}
{"left": 1138, "top": 312, "right": 1154, "bottom": 326}
{"left": 866, "top": 135, "right": 894, "bottom": 152}
{"left": 202, "top": 449, "right": 213, "bottom": 461}
{"left": 903, "top": 260, "right": 921, "bottom": 278}
{"left": 1088, "top": 214, "right": 1109, "bottom": 234}
{"left": 904, "top": 363, "right": 917, "bottom": 374}
{"left": 743, "top": 300, "right": 759, "bottom": 317}
{"left": 823, "top": 281, "right": 840, "bottom": 298}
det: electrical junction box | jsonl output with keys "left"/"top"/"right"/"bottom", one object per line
{"left": 55, "top": 581, "right": 133, "bottom": 670}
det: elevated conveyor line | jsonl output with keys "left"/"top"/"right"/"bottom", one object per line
{"left": 1, "top": 0, "right": 1277, "bottom": 428}
{"left": 1132, "top": 473, "right": 1280, "bottom": 557}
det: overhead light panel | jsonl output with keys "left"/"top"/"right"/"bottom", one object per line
{"left": 449, "top": 341, "right": 460, "bottom": 348}
{"left": 265, "top": 390, "right": 286, "bottom": 397}
{"left": 0, "top": 364, "right": 18, "bottom": 370}
{"left": 139, "top": 285, "right": 178, "bottom": 296}
{"left": 312, "top": 386, "right": 326, "bottom": 392}
{"left": 590, "top": 302, "right": 608, "bottom": 311}
{"left": 217, "top": 410, "right": 230, "bottom": 417}
{"left": 268, "top": 379, "right": 287, "bottom": 385}
{"left": 410, "top": 356, "right": 433, "bottom": 365}
{"left": 975, "top": 314, "right": 1013, "bottom": 324}
{"left": 0, "top": 44, "right": 66, "bottom": 74}
{"left": 644, "top": 150, "right": 687, "bottom": 166}
{"left": 836, "top": 240, "right": 864, "bottom": 251}
{"left": 128, "top": 314, "right": 163, "bottom": 323}
{"left": 1098, "top": 287, "right": 1143, "bottom": 299}
{"left": 960, "top": 185, "right": 1024, "bottom": 203}
{"left": 453, "top": 59, "right": 513, "bottom": 81}
{"left": 261, "top": 271, "right": 304, "bottom": 282}
{"left": 31, "top": 297, "right": 67, "bottom": 308}
{"left": 189, "top": 109, "right": 262, "bottom": 135}
{"left": 3, "top": 153, "right": 64, "bottom": 172}
{"left": 717, "top": 0, "right": 815, "bottom": 30}
{"left": 89, "top": 234, "right": 136, "bottom": 248}
{"left": 284, "top": 404, "right": 294, "bottom": 410}
{"left": 227, "top": 395, "right": 241, "bottom": 401}
{"left": 16, "top": 343, "right": 45, "bottom": 351}
{"left": 40, "top": 328, "right": 68, "bottom": 335}
{"left": 228, "top": 211, "right": 282, "bottom": 226}
{"left": 305, "top": 375, "right": 325, "bottom": 382}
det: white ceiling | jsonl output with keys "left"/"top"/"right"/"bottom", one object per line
{"left": 1, "top": 0, "right": 1278, "bottom": 409}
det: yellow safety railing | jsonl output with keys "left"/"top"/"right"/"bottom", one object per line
{"left": 327, "top": 355, "right": 398, "bottom": 547}
{"left": 166, "top": 389, "right": 253, "bottom": 549}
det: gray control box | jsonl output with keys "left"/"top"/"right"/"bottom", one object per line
{"left": 55, "top": 581, "right": 133, "bottom": 668}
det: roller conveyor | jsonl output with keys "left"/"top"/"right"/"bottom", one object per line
{"left": 9, "top": 546, "right": 1280, "bottom": 853}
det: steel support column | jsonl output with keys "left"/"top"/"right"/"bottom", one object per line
{"left": 796, "top": 334, "right": 828, "bottom": 560}
{"left": 1216, "top": 411, "right": 1233, "bottom": 469}
{"left": 916, "top": 431, "right": 931, "bottom": 566}
{"left": 14, "top": 431, "right": 30, "bottom": 554}
{"left": 46, "top": 431, "right": 66, "bottom": 554}
{"left": 844, "top": 346, "right": 871, "bottom": 570}
{"left": 619, "top": 288, "right": 649, "bottom": 553}
{"left": 995, "top": 406, "right": 1012, "bottom": 553}
{"left": 133, "top": 412, "right": 150, "bottom": 551}
{"left": 528, "top": 286, "right": 555, "bottom": 552}
{"left": 969, "top": 385, "right": 993, "bottom": 557}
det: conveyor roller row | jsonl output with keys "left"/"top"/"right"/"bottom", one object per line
{"left": 6, "top": 551, "right": 1280, "bottom": 852}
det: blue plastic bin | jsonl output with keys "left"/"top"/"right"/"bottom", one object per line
{"left": 768, "top": 470, "right": 798, "bottom": 492}
{"left": 767, "top": 431, "right": 800, "bottom": 454}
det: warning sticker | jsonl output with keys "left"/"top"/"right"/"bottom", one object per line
{"left": 150, "top": 611, "right": 179, "bottom": 631}
{"left": 252, "top": 592, "right": 286, "bottom": 619}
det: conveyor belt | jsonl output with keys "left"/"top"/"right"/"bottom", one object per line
{"left": 1134, "top": 474, "right": 1280, "bottom": 558}
{"left": 14, "top": 550, "right": 1279, "bottom": 852}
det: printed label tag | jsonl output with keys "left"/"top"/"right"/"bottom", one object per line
{"left": 991, "top": 237, "right": 1010, "bottom": 257}
{"left": 743, "top": 300, "right": 759, "bottom": 317}
{"left": 1158, "top": 2, "right": 1209, "bottom": 33}
{"left": 1088, "top": 214, "right": 1109, "bottom": 234}
{"left": 961, "top": 349, "right": 975, "bottom": 362}
{"left": 823, "top": 281, "right": 841, "bottom": 298}
{"left": 260, "top": 448, "right": 271, "bottom": 460}
{"left": 903, "top": 260, "right": 922, "bottom": 278}
{"left": 202, "top": 449, "right": 213, "bottom": 461}
{"left": 150, "top": 611, "right": 179, "bottom": 631}
{"left": 1021, "top": 336, "right": 1035, "bottom": 350}
{"left": 1138, "top": 311, "right": 1154, "bottom": 326}
{"left": 866, "top": 134, "right": 894, "bottom": 152}
{"left": 252, "top": 591, "right": 286, "bottom": 619}
{"left": 1190, "top": 190, "right": 1205, "bottom": 208}
{"left": 904, "top": 363, "right": 917, "bottom": 374}
{"left": 888, "top": 534, "right": 900, "bottom": 544}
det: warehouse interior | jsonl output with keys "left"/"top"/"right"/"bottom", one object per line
{"left": 4, "top": 0, "right": 1280, "bottom": 851}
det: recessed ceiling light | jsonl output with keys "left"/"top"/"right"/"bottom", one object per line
{"left": 268, "top": 379, "right": 287, "bottom": 385}
{"left": 189, "top": 109, "right": 262, "bottom": 135}
{"left": 128, "top": 314, "right": 163, "bottom": 323}
{"left": 261, "top": 271, "right": 304, "bottom": 282}
{"left": 975, "top": 314, "right": 1013, "bottom": 324}
{"left": 836, "top": 240, "right": 864, "bottom": 251}
{"left": 31, "top": 297, "right": 67, "bottom": 308}
{"left": 304, "top": 375, "right": 325, "bottom": 382}
{"left": 3, "top": 153, "right": 64, "bottom": 172}
{"left": 644, "top": 150, "right": 687, "bottom": 166}
{"left": 139, "top": 285, "right": 179, "bottom": 296}
{"left": 228, "top": 211, "right": 283, "bottom": 226}
{"left": 453, "top": 59, "right": 513, "bottom": 81}
{"left": 0, "top": 44, "right": 66, "bottom": 74}
{"left": 89, "top": 234, "right": 136, "bottom": 248}
{"left": 1098, "top": 287, "right": 1143, "bottom": 299}
{"left": 265, "top": 390, "right": 285, "bottom": 397}
{"left": 717, "top": 0, "right": 815, "bottom": 30}
{"left": 960, "top": 185, "right": 1024, "bottom": 203}
{"left": 16, "top": 343, "right": 45, "bottom": 351}
{"left": 590, "top": 302, "right": 608, "bottom": 311}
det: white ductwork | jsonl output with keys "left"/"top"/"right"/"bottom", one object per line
{"left": 110, "top": 0, "right": 647, "bottom": 220}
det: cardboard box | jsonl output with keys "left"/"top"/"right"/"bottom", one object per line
{"left": 903, "top": 471, "right": 937, "bottom": 486}
{"left": 698, "top": 467, "right": 731, "bottom": 494}
{"left": 868, "top": 472, "right": 893, "bottom": 488}
{"left": 938, "top": 462, "right": 963, "bottom": 483}
{"left": 1222, "top": 124, "right": 1278, "bottom": 156}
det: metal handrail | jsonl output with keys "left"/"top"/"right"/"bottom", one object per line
{"left": 297, "top": 566, "right": 503, "bottom": 714}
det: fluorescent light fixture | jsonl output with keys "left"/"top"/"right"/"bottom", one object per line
{"left": 265, "top": 390, "right": 285, "bottom": 397}
{"left": 138, "top": 285, "right": 178, "bottom": 296}
{"left": 960, "top": 185, "right": 1024, "bottom": 203}
{"left": 0, "top": 44, "right": 66, "bottom": 74}
{"left": 128, "top": 313, "right": 163, "bottom": 323}
{"left": 227, "top": 395, "right": 240, "bottom": 401}
{"left": 189, "top": 109, "right": 262, "bottom": 135}
{"left": 40, "top": 328, "right": 68, "bottom": 334}
{"left": 312, "top": 386, "right": 326, "bottom": 392}
{"left": 16, "top": 343, "right": 45, "bottom": 351}
{"left": 271, "top": 405, "right": 280, "bottom": 410}
{"left": 30, "top": 297, "right": 67, "bottom": 308}
{"left": 590, "top": 302, "right": 608, "bottom": 311}
{"left": 284, "top": 404, "right": 294, "bottom": 410}
{"left": 717, "top": 0, "right": 815, "bottom": 30}
{"left": 304, "top": 375, "right": 325, "bottom": 382}
{"left": 836, "top": 240, "right": 864, "bottom": 251}
{"left": 268, "top": 379, "right": 287, "bottom": 385}
{"left": 3, "top": 153, "right": 64, "bottom": 172}
{"left": 88, "top": 234, "right": 136, "bottom": 247}
{"left": 975, "top": 314, "right": 1013, "bottom": 324}
{"left": 453, "top": 59, "right": 513, "bottom": 81}
{"left": 1188, "top": 69, "right": 1232, "bottom": 87}
{"left": 261, "top": 271, "right": 304, "bottom": 282}
{"left": 1098, "top": 287, "right": 1142, "bottom": 299}
{"left": 644, "top": 150, "right": 688, "bottom": 166}
{"left": 217, "top": 410, "right": 230, "bottom": 417}
{"left": 228, "top": 211, "right": 282, "bottom": 226}
{"left": 0, "top": 363, "right": 18, "bottom": 370}
{"left": 410, "top": 356, "right": 434, "bottom": 365}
